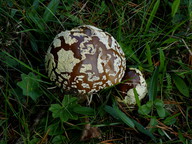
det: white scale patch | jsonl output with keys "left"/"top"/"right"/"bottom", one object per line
{"left": 61, "top": 73, "right": 71, "bottom": 80}
{"left": 53, "top": 38, "right": 61, "bottom": 48}
{"left": 87, "top": 72, "right": 100, "bottom": 82}
{"left": 110, "top": 37, "right": 118, "bottom": 51}
{"left": 55, "top": 81, "right": 61, "bottom": 87}
{"left": 80, "top": 64, "right": 92, "bottom": 73}
{"left": 106, "top": 80, "right": 113, "bottom": 86}
{"left": 86, "top": 44, "right": 96, "bottom": 55}
{"left": 78, "top": 89, "right": 86, "bottom": 94}
{"left": 97, "top": 48, "right": 104, "bottom": 73}
{"left": 71, "top": 85, "right": 77, "bottom": 88}
{"left": 102, "top": 75, "right": 107, "bottom": 80}
{"left": 89, "top": 89, "right": 96, "bottom": 94}
{"left": 45, "top": 53, "right": 56, "bottom": 81}
{"left": 71, "top": 82, "right": 76, "bottom": 85}
{"left": 103, "top": 54, "right": 112, "bottom": 65}
{"left": 74, "top": 75, "right": 84, "bottom": 83}
{"left": 95, "top": 31, "right": 111, "bottom": 50}
{"left": 118, "top": 69, "right": 125, "bottom": 80}
{"left": 58, "top": 76, "right": 63, "bottom": 83}
{"left": 81, "top": 83, "right": 90, "bottom": 89}
{"left": 56, "top": 49, "right": 80, "bottom": 73}
{"left": 73, "top": 32, "right": 87, "bottom": 37}
{"left": 97, "top": 48, "right": 113, "bottom": 74}
{"left": 108, "top": 53, "right": 121, "bottom": 77}
{"left": 93, "top": 82, "right": 103, "bottom": 88}
{"left": 105, "top": 69, "right": 110, "bottom": 73}
{"left": 58, "top": 31, "right": 78, "bottom": 45}
{"left": 79, "top": 38, "right": 94, "bottom": 60}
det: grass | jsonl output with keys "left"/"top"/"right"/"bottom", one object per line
{"left": 0, "top": 0, "right": 192, "bottom": 143}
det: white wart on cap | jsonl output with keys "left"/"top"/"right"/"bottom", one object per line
{"left": 45, "top": 25, "right": 126, "bottom": 94}
{"left": 117, "top": 68, "right": 147, "bottom": 105}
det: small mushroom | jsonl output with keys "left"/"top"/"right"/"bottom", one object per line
{"left": 117, "top": 68, "right": 148, "bottom": 105}
{"left": 45, "top": 25, "right": 126, "bottom": 95}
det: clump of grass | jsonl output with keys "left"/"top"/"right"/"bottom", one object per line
{"left": 1, "top": 0, "right": 192, "bottom": 143}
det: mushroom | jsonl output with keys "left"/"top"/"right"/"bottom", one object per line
{"left": 45, "top": 25, "right": 126, "bottom": 95}
{"left": 45, "top": 25, "right": 126, "bottom": 140}
{"left": 117, "top": 68, "right": 148, "bottom": 105}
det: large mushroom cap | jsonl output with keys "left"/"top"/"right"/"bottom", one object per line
{"left": 45, "top": 25, "right": 126, "bottom": 94}
{"left": 117, "top": 68, "right": 148, "bottom": 105}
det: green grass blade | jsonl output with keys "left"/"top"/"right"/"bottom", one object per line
{"left": 73, "top": 107, "right": 95, "bottom": 116}
{"left": 115, "top": 108, "right": 135, "bottom": 128}
{"left": 120, "top": 43, "right": 141, "bottom": 64}
{"left": 160, "top": 20, "right": 186, "bottom": 41}
{"left": 2, "top": 51, "right": 48, "bottom": 79}
{"left": 145, "top": 0, "right": 160, "bottom": 33}
{"left": 43, "top": 0, "right": 60, "bottom": 23}
{"left": 27, "top": 8, "right": 45, "bottom": 31}
{"left": 104, "top": 105, "right": 120, "bottom": 120}
{"left": 172, "top": 74, "right": 189, "bottom": 97}
{"left": 104, "top": 105, "right": 135, "bottom": 128}
{"left": 148, "top": 67, "right": 159, "bottom": 101}
{"left": 113, "top": 104, "right": 135, "bottom": 128}
{"left": 64, "top": 12, "right": 83, "bottom": 25}
{"left": 132, "top": 120, "right": 157, "bottom": 142}
{"left": 154, "top": 99, "right": 166, "bottom": 118}
{"left": 117, "top": 9, "right": 125, "bottom": 41}
{"left": 186, "top": 107, "right": 192, "bottom": 128}
{"left": 159, "top": 48, "right": 165, "bottom": 73}
{"left": 171, "top": 0, "right": 180, "bottom": 18}
{"left": 145, "top": 42, "right": 154, "bottom": 71}
{"left": 163, "top": 113, "right": 180, "bottom": 125}
{"left": 32, "top": 0, "right": 40, "bottom": 9}
{"left": 178, "top": 130, "right": 185, "bottom": 143}
{"left": 133, "top": 88, "right": 141, "bottom": 107}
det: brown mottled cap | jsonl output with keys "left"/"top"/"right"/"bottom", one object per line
{"left": 45, "top": 25, "right": 126, "bottom": 94}
{"left": 117, "top": 68, "right": 148, "bottom": 105}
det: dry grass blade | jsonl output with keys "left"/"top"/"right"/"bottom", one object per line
{"left": 100, "top": 138, "right": 124, "bottom": 144}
